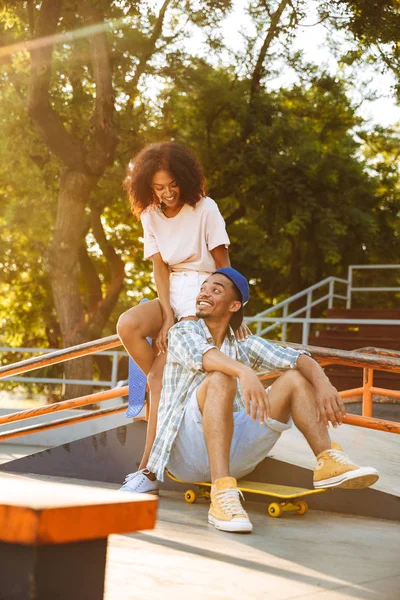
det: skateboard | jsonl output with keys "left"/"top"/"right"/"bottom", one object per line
{"left": 126, "top": 355, "right": 147, "bottom": 418}
{"left": 167, "top": 471, "right": 328, "bottom": 518}
{"left": 126, "top": 299, "right": 151, "bottom": 419}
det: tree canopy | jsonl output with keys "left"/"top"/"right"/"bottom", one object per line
{"left": 1, "top": 0, "right": 399, "bottom": 396}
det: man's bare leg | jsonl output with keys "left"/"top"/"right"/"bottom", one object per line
{"left": 266, "top": 370, "right": 379, "bottom": 488}
{"left": 197, "top": 371, "right": 236, "bottom": 482}
{"left": 197, "top": 371, "right": 253, "bottom": 532}
{"left": 266, "top": 370, "right": 331, "bottom": 456}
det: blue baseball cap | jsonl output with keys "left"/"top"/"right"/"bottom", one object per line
{"left": 213, "top": 267, "right": 250, "bottom": 330}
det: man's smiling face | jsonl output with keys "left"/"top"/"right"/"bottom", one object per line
{"left": 196, "top": 273, "right": 241, "bottom": 321}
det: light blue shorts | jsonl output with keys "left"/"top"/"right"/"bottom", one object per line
{"left": 167, "top": 387, "right": 291, "bottom": 482}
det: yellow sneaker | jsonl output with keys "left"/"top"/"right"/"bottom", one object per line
{"left": 208, "top": 477, "right": 253, "bottom": 533}
{"left": 314, "top": 443, "right": 379, "bottom": 489}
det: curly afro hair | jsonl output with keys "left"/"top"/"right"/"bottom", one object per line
{"left": 124, "top": 142, "right": 206, "bottom": 218}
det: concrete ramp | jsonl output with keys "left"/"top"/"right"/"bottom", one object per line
{"left": 0, "top": 422, "right": 180, "bottom": 492}
{"left": 250, "top": 424, "right": 400, "bottom": 521}
{"left": 271, "top": 423, "right": 399, "bottom": 497}
{"left": 1, "top": 422, "right": 398, "bottom": 520}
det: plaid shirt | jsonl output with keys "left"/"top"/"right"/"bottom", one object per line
{"left": 147, "top": 319, "right": 308, "bottom": 481}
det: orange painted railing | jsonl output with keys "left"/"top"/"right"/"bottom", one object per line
{"left": 0, "top": 335, "right": 399, "bottom": 440}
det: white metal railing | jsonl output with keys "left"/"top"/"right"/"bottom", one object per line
{"left": 346, "top": 264, "right": 400, "bottom": 308}
{"left": 0, "top": 346, "right": 127, "bottom": 389}
{"left": 1, "top": 265, "right": 399, "bottom": 390}
{"left": 246, "top": 264, "right": 400, "bottom": 344}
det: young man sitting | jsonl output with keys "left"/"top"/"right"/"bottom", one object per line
{"left": 121, "top": 268, "right": 379, "bottom": 533}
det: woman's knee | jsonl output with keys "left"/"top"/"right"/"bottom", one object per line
{"left": 116, "top": 309, "right": 142, "bottom": 341}
{"left": 147, "top": 364, "right": 165, "bottom": 396}
{"left": 147, "top": 370, "right": 162, "bottom": 394}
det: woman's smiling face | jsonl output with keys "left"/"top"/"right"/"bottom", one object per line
{"left": 152, "top": 169, "right": 181, "bottom": 210}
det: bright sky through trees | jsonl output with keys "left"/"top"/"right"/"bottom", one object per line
{"left": 157, "top": 0, "right": 400, "bottom": 128}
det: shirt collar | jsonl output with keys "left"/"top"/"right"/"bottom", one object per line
{"left": 199, "top": 319, "right": 236, "bottom": 344}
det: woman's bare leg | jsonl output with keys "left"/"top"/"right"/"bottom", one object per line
{"left": 138, "top": 352, "right": 167, "bottom": 471}
{"left": 117, "top": 299, "right": 164, "bottom": 374}
{"left": 117, "top": 299, "right": 165, "bottom": 476}
{"left": 136, "top": 315, "right": 198, "bottom": 473}
{"left": 117, "top": 305, "right": 199, "bottom": 477}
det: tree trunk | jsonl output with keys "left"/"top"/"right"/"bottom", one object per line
{"left": 27, "top": 0, "right": 172, "bottom": 402}
{"left": 48, "top": 169, "right": 96, "bottom": 399}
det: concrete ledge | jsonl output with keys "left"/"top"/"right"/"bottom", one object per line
{"left": 0, "top": 422, "right": 180, "bottom": 491}
{"left": 1, "top": 421, "right": 398, "bottom": 520}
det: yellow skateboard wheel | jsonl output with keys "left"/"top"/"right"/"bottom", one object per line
{"left": 267, "top": 502, "right": 282, "bottom": 518}
{"left": 184, "top": 489, "right": 197, "bottom": 503}
{"left": 294, "top": 500, "right": 308, "bottom": 515}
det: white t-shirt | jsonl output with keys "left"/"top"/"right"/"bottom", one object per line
{"left": 140, "top": 196, "right": 230, "bottom": 273}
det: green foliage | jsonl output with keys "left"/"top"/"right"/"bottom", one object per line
{"left": 0, "top": 0, "right": 399, "bottom": 380}
{"left": 158, "top": 65, "right": 400, "bottom": 316}
{"left": 322, "top": 1, "right": 400, "bottom": 97}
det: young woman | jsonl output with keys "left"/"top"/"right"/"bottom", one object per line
{"left": 117, "top": 142, "right": 250, "bottom": 493}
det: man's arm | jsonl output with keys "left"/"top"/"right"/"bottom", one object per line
{"left": 203, "top": 342, "right": 345, "bottom": 428}
{"left": 296, "top": 354, "right": 346, "bottom": 428}
{"left": 167, "top": 322, "right": 217, "bottom": 371}
{"left": 203, "top": 348, "right": 271, "bottom": 424}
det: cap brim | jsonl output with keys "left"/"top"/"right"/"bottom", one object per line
{"left": 230, "top": 305, "right": 244, "bottom": 331}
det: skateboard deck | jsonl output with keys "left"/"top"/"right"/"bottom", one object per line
{"left": 126, "top": 356, "right": 147, "bottom": 418}
{"left": 167, "top": 471, "right": 328, "bottom": 518}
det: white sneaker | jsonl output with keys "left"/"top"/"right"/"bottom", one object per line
{"left": 119, "top": 469, "right": 159, "bottom": 494}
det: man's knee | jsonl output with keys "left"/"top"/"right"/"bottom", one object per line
{"left": 206, "top": 371, "right": 237, "bottom": 393}
{"left": 197, "top": 371, "right": 236, "bottom": 413}
{"left": 280, "top": 369, "right": 310, "bottom": 394}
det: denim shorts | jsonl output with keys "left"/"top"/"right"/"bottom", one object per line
{"left": 169, "top": 271, "right": 211, "bottom": 320}
{"left": 167, "top": 386, "right": 292, "bottom": 482}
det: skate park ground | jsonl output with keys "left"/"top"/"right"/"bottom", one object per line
{"left": 1, "top": 415, "right": 398, "bottom": 600}
{"left": 105, "top": 491, "right": 399, "bottom": 600}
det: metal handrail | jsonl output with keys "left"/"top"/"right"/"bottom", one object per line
{"left": 0, "top": 335, "right": 121, "bottom": 380}
{"left": 0, "top": 344, "right": 127, "bottom": 389}
{"left": 346, "top": 264, "right": 400, "bottom": 308}
{"left": 0, "top": 385, "right": 128, "bottom": 427}
{"left": 271, "top": 341, "right": 400, "bottom": 374}
{"left": 248, "top": 264, "right": 400, "bottom": 341}
{"left": 245, "top": 318, "right": 400, "bottom": 346}
{"left": 0, "top": 335, "right": 399, "bottom": 440}
{"left": 0, "top": 402, "right": 129, "bottom": 442}
{"left": 1, "top": 264, "right": 399, "bottom": 440}
{"left": 357, "top": 347, "right": 400, "bottom": 359}
{"left": 253, "top": 276, "right": 347, "bottom": 318}
{"left": 253, "top": 293, "right": 333, "bottom": 337}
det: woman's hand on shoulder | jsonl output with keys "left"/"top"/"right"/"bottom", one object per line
{"left": 156, "top": 314, "right": 175, "bottom": 354}
{"left": 234, "top": 322, "right": 252, "bottom": 342}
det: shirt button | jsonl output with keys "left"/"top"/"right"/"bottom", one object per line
{"left": 173, "top": 427, "right": 177, "bottom": 432}
{"left": 166, "top": 450, "right": 169, "bottom": 454}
